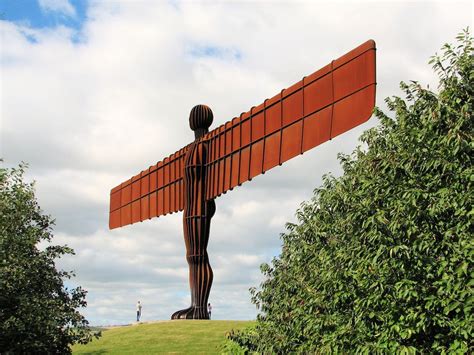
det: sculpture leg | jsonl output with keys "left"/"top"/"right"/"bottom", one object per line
{"left": 171, "top": 201, "right": 215, "bottom": 320}
{"left": 180, "top": 252, "right": 213, "bottom": 319}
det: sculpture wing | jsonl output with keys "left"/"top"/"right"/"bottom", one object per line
{"left": 109, "top": 146, "right": 188, "bottom": 229}
{"left": 204, "top": 40, "right": 376, "bottom": 200}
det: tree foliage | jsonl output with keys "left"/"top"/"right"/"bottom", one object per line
{"left": 229, "top": 29, "right": 473, "bottom": 353}
{"left": 0, "top": 163, "right": 99, "bottom": 354}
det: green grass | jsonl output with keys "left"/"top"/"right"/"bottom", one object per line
{"left": 72, "top": 320, "right": 254, "bottom": 354}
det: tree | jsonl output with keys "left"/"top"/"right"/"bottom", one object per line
{"left": 0, "top": 163, "right": 100, "bottom": 354}
{"left": 228, "top": 29, "right": 473, "bottom": 353}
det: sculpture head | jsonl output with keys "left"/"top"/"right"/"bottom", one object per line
{"left": 189, "top": 104, "right": 213, "bottom": 138}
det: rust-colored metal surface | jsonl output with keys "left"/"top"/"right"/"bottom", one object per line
{"left": 204, "top": 39, "right": 376, "bottom": 199}
{"left": 109, "top": 148, "right": 188, "bottom": 229}
{"left": 109, "top": 40, "right": 377, "bottom": 319}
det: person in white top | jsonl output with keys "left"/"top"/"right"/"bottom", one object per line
{"left": 136, "top": 301, "right": 142, "bottom": 322}
{"left": 207, "top": 303, "right": 212, "bottom": 319}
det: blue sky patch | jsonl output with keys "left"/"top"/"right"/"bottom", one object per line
{"left": 1, "top": 0, "right": 87, "bottom": 39}
{"left": 188, "top": 44, "right": 242, "bottom": 61}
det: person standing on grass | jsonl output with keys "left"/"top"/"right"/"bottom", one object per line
{"left": 208, "top": 303, "right": 212, "bottom": 319}
{"left": 136, "top": 301, "right": 142, "bottom": 322}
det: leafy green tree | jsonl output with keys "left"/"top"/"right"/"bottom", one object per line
{"left": 229, "top": 29, "right": 473, "bottom": 353}
{"left": 0, "top": 163, "right": 100, "bottom": 354}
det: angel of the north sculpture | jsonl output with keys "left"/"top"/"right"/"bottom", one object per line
{"left": 109, "top": 40, "right": 376, "bottom": 320}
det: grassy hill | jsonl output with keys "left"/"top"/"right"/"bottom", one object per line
{"left": 72, "top": 320, "right": 253, "bottom": 354}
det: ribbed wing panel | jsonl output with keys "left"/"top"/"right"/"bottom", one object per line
{"left": 109, "top": 147, "right": 188, "bottom": 229}
{"left": 205, "top": 40, "right": 376, "bottom": 200}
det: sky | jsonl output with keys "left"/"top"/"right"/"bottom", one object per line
{"left": 1, "top": 0, "right": 472, "bottom": 326}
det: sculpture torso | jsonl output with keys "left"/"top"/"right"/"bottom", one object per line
{"left": 183, "top": 140, "right": 216, "bottom": 239}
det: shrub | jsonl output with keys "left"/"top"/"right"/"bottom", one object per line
{"left": 229, "top": 29, "right": 473, "bottom": 353}
{"left": 0, "top": 163, "right": 100, "bottom": 354}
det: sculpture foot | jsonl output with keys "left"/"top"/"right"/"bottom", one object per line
{"left": 171, "top": 306, "right": 208, "bottom": 320}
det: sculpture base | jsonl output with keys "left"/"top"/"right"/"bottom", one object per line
{"left": 171, "top": 306, "right": 209, "bottom": 320}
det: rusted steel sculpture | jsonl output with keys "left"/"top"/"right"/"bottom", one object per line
{"left": 109, "top": 40, "right": 377, "bottom": 319}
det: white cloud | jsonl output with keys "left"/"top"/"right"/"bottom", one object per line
{"left": 2, "top": 0, "right": 472, "bottom": 325}
{"left": 38, "top": 0, "right": 77, "bottom": 17}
